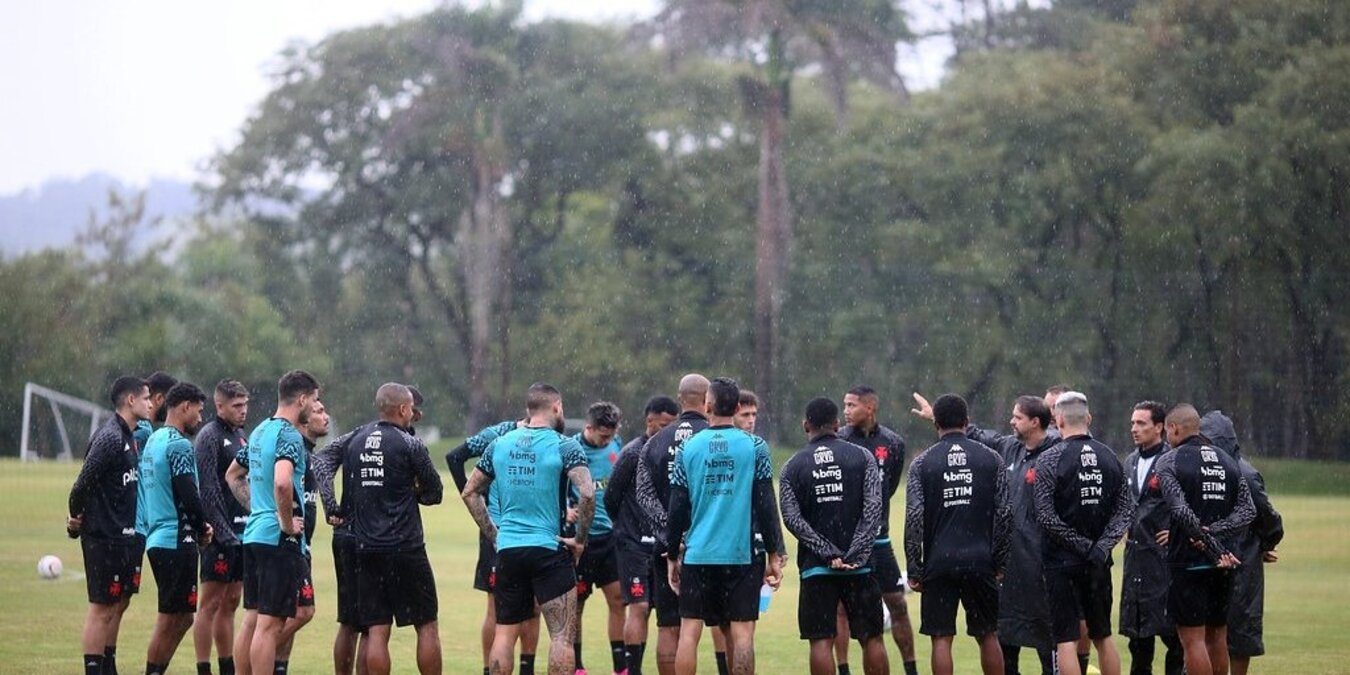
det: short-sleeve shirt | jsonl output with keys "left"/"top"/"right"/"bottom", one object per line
{"left": 239, "top": 417, "right": 307, "bottom": 550}
{"left": 478, "top": 426, "right": 588, "bottom": 551}
{"left": 672, "top": 425, "right": 774, "bottom": 565}
{"left": 138, "top": 427, "right": 199, "bottom": 550}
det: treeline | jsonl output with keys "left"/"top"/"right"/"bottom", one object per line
{"left": 3, "top": 0, "right": 1347, "bottom": 458}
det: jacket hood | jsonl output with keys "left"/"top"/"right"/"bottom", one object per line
{"left": 1199, "top": 410, "right": 1240, "bottom": 458}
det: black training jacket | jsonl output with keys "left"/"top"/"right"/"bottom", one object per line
{"left": 1119, "top": 442, "right": 1174, "bottom": 638}
{"left": 1152, "top": 435, "right": 1254, "bottom": 569}
{"left": 1033, "top": 433, "right": 1132, "bottom": 569}
{"left": 194, "top": 418, "right": 251, "bottom": 545}
{"left": 904, "top": 433, "right": 1011, "bottom": 581}
{"left": 779, "top": 433, "right": 882, "bottom": 575}
{"left": 324, "top": 421, "right": 443, "bottom": 552}
{"left": 68, "top": 415, "right": 141, "bottom": 541}
{"left": 635, "top": 410, "right": 708, "bottom": 548}
{"left": 838, "top": 423, "right": 906, "bottom": 543}
{"left": 607, "top": 433, "right": 655, "bottom": 548}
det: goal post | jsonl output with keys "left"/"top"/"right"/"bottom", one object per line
{"left": 20, "top": 382, "right": 111, "bottom": 462}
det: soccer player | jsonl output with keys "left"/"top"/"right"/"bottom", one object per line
{"left": 1152, "top": 405, "right": 1254, "bottom": 675}
{"left": 328, "top": 384, "right": 444, "bottom": 674}
{"left": 193, "top": 380, "right": 251, "bottom": 675}
{"left": 569, "top": 402, "right": 626, "bottom": 675}
{"left": 606, "top": 395, "right": 680, "bottom": 675}
{"left": 227, "top": 370, "right": 320, "bottom": 675}
{"left": 1119, "top": 401, "right": 1182, "bottom": 675}
{"left": 664, "top": 377, "right": 784, "bottom": 675}
{"left": 838, "top": 385, "right": 917, "bottom": 675}
{"left": 447, "top": 417, "right": 543, "bottom": 675}
{"left": 1032, "top": 391, "right": 1131, "bottom": 675}
{"left": 636, "top": 374, "right": 711, "bottom": 675}
{"left": 139, "top": 382, "right": 214, "bottom": 675}
{"left": 135, "top": 371, "right": 180, "bottom": 449}
{"left": 462, "top": 382, "right": 595, "bottom": 675}
{"left": 1198, "top": 410, "right": 1284, "bottom": 675}
{"left": 904, "top": 394, "right": 1009, "bottom": 675}
{"left": 780, "top": 397, "right": 886, "bottom": 675}
{"left": 272, "top": 398, "right": 330, "bottom": 673}
{"left": 68, "top": 376, "right": 153, "bottom": 675}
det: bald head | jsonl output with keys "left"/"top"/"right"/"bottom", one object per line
{"left": 677, "top": 373, "right": 710, "bottom": 411}
{"left": 1165, "top": 403, "right": 1202, "bottom": 447}
{"left": 375, "top": 382, "right": 413, "bottom": 416}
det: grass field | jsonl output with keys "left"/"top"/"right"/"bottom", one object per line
{"left": 2, "top": 455, "right": 1349, "bottom": 674}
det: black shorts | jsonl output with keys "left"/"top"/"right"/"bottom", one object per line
{"left": 356, "top": 547, "right": 438, "bottom": 628}
{"left": 617, "top": 539, "right": 655, "bottom": 606}
{"left": 678, "top": 558, "right": 765, "bottom": 626}
{"left": 147, "top": 545, "right": 199, "bottom": 615}
{"left": 652, "top": 555, "right": 682, "bottom": 627}
{"left": 243, "top": 542, "right": 305, "bottom": 618}
{"left": 473, "top": 534, "right": 497, "bottom": 593}
{"left": 870, "top": 542, "right": 905, "bottom": 595}
{"left": 799, "top": 574, "right": 884, "bottom": 641}
{"left": 1045, "top": 563, "right": 1114, "bottom": 642}
{"left": 82, "top": 537, "right": 143, "bottom": 605}
{"left": 332, "top": 534, "right": 361, "bottom": 626}
{"left": 199, "top": 541, "right": 244, "bottom": 583}
{"left": 297, "top": 554, "right": 315, "bottom": 609}
{"left": 1168, "top": 568, "right": 1231, "bottom": 628}
{"left": 576, "top": 535, "right": 620, "bottom": 599}
{"left": 495, "top": 546, "right": 576, "bottom": 625}
{"left": 919, "top": 571, "right": 999, "bottom": 638}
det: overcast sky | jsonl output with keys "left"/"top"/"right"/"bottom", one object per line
{"left": 0, "top": 0, "right": 952, "bottom": 195}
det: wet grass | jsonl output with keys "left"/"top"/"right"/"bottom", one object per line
{"left": 0, "top": 457, "right": 1346, "bottom": 673}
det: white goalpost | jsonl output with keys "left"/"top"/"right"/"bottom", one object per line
{"left": 19, "top": 382, "right": 111, "bottom": 462}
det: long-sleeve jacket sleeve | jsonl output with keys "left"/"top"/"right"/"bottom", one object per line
{"left": 1154, "top": 451, "right": 1250, "bottom": 563}
{"left": 966, "top": 424, "right": 1019, "bottom": 461}
{"left": 1033, "top": 445, "right": 1096, "bottom": 558}
{"left": 313, "top": 428, "right": 357, "bottom": 520}
{"left": 992, "top": 451, "right": 1013, "bottom": 572}
{"left": 1245, "top": 464, "right": 1284, "bottom": 552}
{"left": 409, "top": 436, "right": 444, "bottom": 506}
{"left": 844, "top": 457, "right": 883, "bottom": 565}
{"left": 779, "top": 459, "right": 842, "bottom": 562}
{"left": 445, "top": 442, "right": 471, "bottom": 494}
{"left": 194, "top": 425, "right": 235, "bottom": 543}
{"left": 68, "top": 433, "right": 116, "bottom": 518}
{"left": 665, "top": 484, "right": 691, "bottom": 560}
{"left": 1092, "top": 476, "right": 1136, "bottom": 562}
{"left": 751, "top": 440, "right": 784, "bottom": 558}
{"left": 168, "top": 441, "right": 209, "bottom": 534}
{"left": 606, "top": 443, "right": 639, "bottom": 521}
{"left": 1205, "top": 469, "right": 1255, "bottom": 538}
{"left": 903, "top": 452, "right": 926, "bottom": 580}
{"left": 636, "top": 447, "right": 668, "bottom": 544}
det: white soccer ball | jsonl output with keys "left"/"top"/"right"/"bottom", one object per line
{"left": 37, "top": 555, "right": 62, "bottom": 579}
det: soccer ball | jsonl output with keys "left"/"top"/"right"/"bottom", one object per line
{"left": 37, "top": 555, "right": 62, "bottom": 579}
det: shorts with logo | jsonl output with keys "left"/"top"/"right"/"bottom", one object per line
{"left": 83, "top": 536, "right": 143, "bottom": 605}
{"left": 297, "top": 553, "right": 315, "bottom": 609}
{"left": 199, "top": 541, "right": 244, "bottom": 583}
{"left": 575, "top": 534, "right": 619, "bottom": 600}
{"left": 679, "top": 556, "right": 765, "bottom": 626}
{"left": 495, "top": 546, "right": 576, "bottom": 625}
{"left": 919, "top": 570, "right": 1000, "bottom": 638}
{"left": 474, "top": 534, "right": 497, "bottom": 593}
{"left": 617, "top": 538, "right": 655, "bottom": 605}
{"left": 799, "top": 573, "right": 885, "bottom": 641}
{"left": 148, "top": 544, "right": 199, "bottom": 614}
{"left": 243, "top": 542, "right": 305, "bottom": 618}
{"left": 356, "top": 547, "right": 438, "bottom": 628}
{"left": 1168, "top": 567, "right": 1231, "bottom": 628}
{"left": 332, "top": 533, "right": 361, "bottom": 626}
{"left": 1045, "top": 562, "right": 1114, "bottom": 642}
{"left": 870, "top": 541, "right": 905, "bottom": 594}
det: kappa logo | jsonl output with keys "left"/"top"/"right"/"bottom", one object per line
{"left": 224, "top": 439, "right": 231, "bottom": 447}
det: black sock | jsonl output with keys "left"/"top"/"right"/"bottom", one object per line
{"left": 103, "top": 647, "right": 119, "bottom": 675}
{"left": 838, "top": 664, "right": 852, "bottom": 675}
{"left": 218, "top": 657, "right": 235, "bottom": 675}
{"left": 482, "top": 668, "right": 490, "bottom": 675}
{"left": 273, "top": 660, "right": 288, "bottom": 675}
{"left": 574, "top": 642, "right": 584, "bottom": 670}
{"left": 84, "top": 654, "right": 105, "bottom": 675}
{"left": 715, "top": 651, "right": 729, "bottom": 675}
{"left": 520, "top": 652, "right": 536, "bottom": 675}
{"left": 625, "top": 642, "right": 646, "bottom": 675}
{"left": 1078, "top": 653, "right": 1089, "bottom": 673}
{"left": 145, "top": 663, "right": 167, "bottom": 675}
{"left": 610, "top": 640, "right": 626, "bottom": 672}
{"left": 904, "top": 660, "right": 919, "bottom": 675}
{"left": 197, "top": 663, "right": 212, "bottom": 675}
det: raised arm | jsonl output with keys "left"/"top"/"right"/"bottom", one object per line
{"left": 1033, "top": 445, "right": 1095, "bottom": 558}
{"left": 449, "top": 420, "right": 517, "bottom": 493}
{"left": 844, "top": 455, "right": 883, "bottom": 566}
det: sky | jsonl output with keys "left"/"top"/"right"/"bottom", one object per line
{"left": 0, "top": 0, "right": 953, "bottom": 195}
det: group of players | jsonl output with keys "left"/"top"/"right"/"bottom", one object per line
{"left": 64, "top": 368, "right": 1283, "bottom": 675}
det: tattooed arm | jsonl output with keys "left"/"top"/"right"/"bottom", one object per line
{"left": 461, "top": 467, "right": 498, "bottom": 544}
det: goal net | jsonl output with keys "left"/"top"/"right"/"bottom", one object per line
{"left": 20, "top": 383, "right": 111, "bottom": 461}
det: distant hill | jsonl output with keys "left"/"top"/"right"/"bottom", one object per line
{"left": 0, "top": 174, "right": 198, "bottom": 257}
